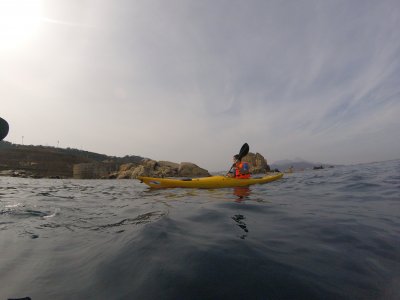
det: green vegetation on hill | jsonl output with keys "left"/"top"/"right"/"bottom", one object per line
{"left": 0, "top": 141, "right": 145, "bottom": 178}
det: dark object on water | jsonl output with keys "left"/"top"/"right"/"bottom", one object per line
{"left": 8, "top": 297, "right": 31, "bottom": 300}
{"left": 0, "top": 117, "right": 9, "bottom": 141}
{"left": 313, "top": 165, "right": 324, "bottom": 170}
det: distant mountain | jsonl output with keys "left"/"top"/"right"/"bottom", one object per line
{"left": 270, "top": 158, "right": 334, "bottom": 171}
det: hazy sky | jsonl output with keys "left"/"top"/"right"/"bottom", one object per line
{"left": 1, "top": 0, "right": 400, "bottom": 171}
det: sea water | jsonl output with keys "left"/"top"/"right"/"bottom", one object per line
{"left": 0, "top": 160, "right": 399, "bottom": 299}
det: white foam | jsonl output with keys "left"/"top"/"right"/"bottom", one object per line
{"left": 5, "top": 203, "right": 23, "bottom": 208}
{"left": 43, "top": 208, "right": 61, "bottom": 219}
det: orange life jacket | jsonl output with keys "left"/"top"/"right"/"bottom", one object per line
{"left": 235, "top": 162, "right": 250, "bottom": 179}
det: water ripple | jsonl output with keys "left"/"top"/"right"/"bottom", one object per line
{"left": 0, "top": 160, "right": 399, "bottom": 299}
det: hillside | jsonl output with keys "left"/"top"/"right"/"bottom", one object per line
{"left": 0, "top": 141, "right": 144, "bottom": 178}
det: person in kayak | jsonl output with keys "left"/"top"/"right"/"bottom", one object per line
{"left": 227, "top": 154, "right": 251, "bottom": 179}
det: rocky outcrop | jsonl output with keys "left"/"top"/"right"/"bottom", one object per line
{"left": 114, "top": 159, "right": 210, "bottom": 179}
{"left": 242, "top": 152, "right": 270, "bottom": 174}
{"left": 178, "top": 162, "right": 210, "bottom": 177}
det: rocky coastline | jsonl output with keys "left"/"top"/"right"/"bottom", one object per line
{"left": 0, "top": 142, "right": 271, "bottom": 179}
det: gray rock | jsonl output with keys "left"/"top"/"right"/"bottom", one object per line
{"left": 242, "top": 152, "right": 271, "bottom": 174}
{"left": 178, "top": 162, "right": 210, "bottom": 177}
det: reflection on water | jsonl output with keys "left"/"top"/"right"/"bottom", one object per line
{"left": 233, "top": 187, "right": 251, "bottom": 200}
{"left": 231, "top": 187, "right": 251, "bottom": 239}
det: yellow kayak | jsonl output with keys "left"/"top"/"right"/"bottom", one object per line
{"left": 137, "top": 173, "right": 283, "bottom": 189}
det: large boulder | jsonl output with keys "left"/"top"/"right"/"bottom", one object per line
{"left": 178, "top": 162, "right": 210, "bottom": 177}
{"left": 242, "top": 152, "right": 270, "bottom": 174}
{"left": 158, "top": 161, "right": 180, "bottom": 169}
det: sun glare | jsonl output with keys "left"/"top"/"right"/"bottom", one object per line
{"left": 0, "top": 0, "right": 42, "bottom": 50}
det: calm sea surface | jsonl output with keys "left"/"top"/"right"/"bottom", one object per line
{"left": 1, "top": 160, "right": 399, "bottom": 300}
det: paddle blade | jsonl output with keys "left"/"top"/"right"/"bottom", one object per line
{"left": 0, "top": 117, "right": 9, "bottom": 141}
{"left": 238, "top": 143, "right": 249, "bottom": 160}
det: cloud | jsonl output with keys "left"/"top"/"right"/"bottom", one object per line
{"left": 41, "top": 17, "right": 94, "bottom": 28}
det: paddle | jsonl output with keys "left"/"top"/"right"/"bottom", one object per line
{"left": 0, "top": 117, "right": 9, "bottom": 141}
{"left": 226, "top": 143, "right": 250, "bottom": 176}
